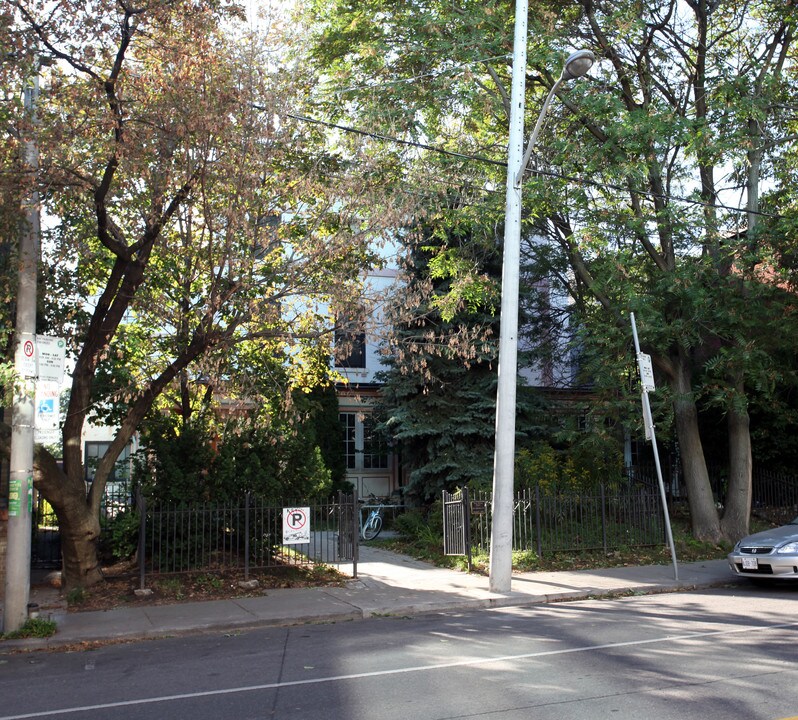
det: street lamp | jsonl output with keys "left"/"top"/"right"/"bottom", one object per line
{"left": 488, "top": 9, "right": 594, "bottom": 593}
{"left": 516, "top": 50, "right": 595, "bottom": 187}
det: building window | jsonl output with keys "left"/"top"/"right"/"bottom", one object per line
{"left": 340, "top": 413, "right": 357, "bottom": 469}
{"left": 84, "top": 441, "right": 132, "bottom": 485}
{"left": 363, "top": 416, "right": 388, "bottom": 469}
{"left": 339, "top": 412, "right": 388, "bottom": 470}
{"left": 335, "top": 315, "right": 366, "bottom": 369}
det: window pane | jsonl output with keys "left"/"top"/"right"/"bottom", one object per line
{"left": 339, "top": 413, "right": 357, "bottom": 469}
{"left": 363, "top": 417, "right": 388, "bottom": 469}
{"left": 84, "top": 441, "right": 132, "bottom": 484}
{"left": 334, "top": 314, "right": 366, "bottom": 369}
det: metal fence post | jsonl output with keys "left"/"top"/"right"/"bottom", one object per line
{"left": 244, "top": 491, "right": 250, "bottom": 581}
{"left": 535, "top": 485, "right": 542, "bottom": 559}
{"left": 463, "top": 486, "right": 472, "bottom": 572}
{"left": 137, "top": 488, "right": 146, "bottom": 591}
{"left": 351, "top": 491, "right": 359, "bottom": 579}
{"left": 600, "top": 482, "right": 607, "bottom": 554}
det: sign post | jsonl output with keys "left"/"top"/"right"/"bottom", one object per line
{"left": 630, "top": 312, "right": 678, "bottom": 581}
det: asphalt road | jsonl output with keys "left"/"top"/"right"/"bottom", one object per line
{"left": 1, "top": 584, "right": 797, "bottom": 720}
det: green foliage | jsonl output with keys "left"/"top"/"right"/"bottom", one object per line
{"left": 135, "top": 411, "right": 333, "bottom": 505}
{"left": 288, "top": 384, "right": 349, "bottom": 496}
{"left": 2, "top": 617, "right": 58, "bottom": 640}
{"left": 393, "top": 505, "right": 443, "bottom": 546}
{"left": 195, "top": 573, "right": 224, "bottom": 591}
{"left": 375, "top": 211, "right": 505, "bottom": 502}
{"left": 511, "top": 549, "right": 539, "bottom": 572}
{"left": 155, "top": 577, "right": 184, "bottom": 600}
{"left": 134, "top": 415, "right": 219, "bottom": 504}
{"left": 515, "top": 437, "right": 625, "bottom": 494}
{"left": 131, "top": 398, "right": 339, "bottom": 572}
{"left": 303, "top": 0, "right": 798, "bottom": 543}
{"left": 5, "top": 0, "right": 395, "bottom": 592}
{"left": 0, "top": 360, "right": 17, "bottom": 406}
{"left": 99, "top": 510, "right": 140, "bottom": 563}
{"left": 65, "top": 587, "right": 87, "bottom": 605}
{"left": 425, "top": 246, "right": 499, "bottom": 322}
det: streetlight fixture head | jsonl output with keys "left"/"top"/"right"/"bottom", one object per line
{"left": 561, "top": 49, "right": 595, "bottom": 80}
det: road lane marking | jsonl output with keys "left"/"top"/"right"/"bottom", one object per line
{"left": 2, "top": 619, "right": 797, "bottom": 719}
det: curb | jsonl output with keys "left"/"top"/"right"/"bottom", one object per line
{"left": 1, "top": 572, "right": 745, "bottom": 653}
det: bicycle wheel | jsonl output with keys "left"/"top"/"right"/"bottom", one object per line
{"left": 362, "top": 514, "right": 382, "bottom": 541}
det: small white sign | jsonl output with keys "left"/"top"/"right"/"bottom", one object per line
{"left": 282, "top": 507, "right": 311, "bottom": 545}
{"left": 36, "top": 335, "right": 67, "bottom": 383}
{"left": 17, "top": 333, "right": 37, "bottom": 378}
{"left": 34, "top": 427, "right": 61, "bottom": 446}
{"left": 35, "top": 381, "right": 61, "bottom": 445}
{"left": 637, "top": 353, "right": 656, "bottom": 392}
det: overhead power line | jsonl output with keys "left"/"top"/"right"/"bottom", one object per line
{"left": 328, "top": 54, "right": 512, "bottom": 94}
{"left": 284, "top": 112, "right": 506, "bottom": 168}
{"left": 283, "top": 112, "right": 780, "bottom": 220}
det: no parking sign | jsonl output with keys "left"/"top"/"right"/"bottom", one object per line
{"left": 282, "top": 507, "right": 311, "bottom": 544}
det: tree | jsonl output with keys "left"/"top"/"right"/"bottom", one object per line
{"left": 374, "top": 202, "right": 503, "bottom": 501}
{"left": 520, "top": 0, "right": 798, "bottom": 543}
{"left": 303, "top": 0, "right": 798, "bottom": 543}
{"left": 2, "top": 0, "right": 389, "bottom": 590}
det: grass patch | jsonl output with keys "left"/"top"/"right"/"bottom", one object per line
{"left": 2, "top": 617, "right": 58, "bottom": 640}
{"left": 155, "top": 577, "right": 185, "bottom": 600}
{"left": 66, "top": 586, "right": 87, "bottom": 605}
{"left": 378, "top": 505, "right": 734, "bottom": 574}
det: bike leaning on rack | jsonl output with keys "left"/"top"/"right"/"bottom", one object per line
{"left": 361, "top": 502, "right": 384, "bottom": 540}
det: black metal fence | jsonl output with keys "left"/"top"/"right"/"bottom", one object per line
{"left": 464, "top": 485, "right": 666, "bottom": 556}
{"left": 31, "top": 487, "right": 361, "bottom": 581}
{"left": 31, "top": 492, "right": 60, "bottom": 567}
{"left": 634, "top": 463, "right": 798, "bottom": 509}
{"left": 750, "top": 469, "right": 798, "bottom": 509}
{"left": 134, "top": 492, "right": 359, "bottom": 583}
{"left": 31, "top": 464, "right": 798, "bottom": 573}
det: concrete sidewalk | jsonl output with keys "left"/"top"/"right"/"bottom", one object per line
{"left": 1, "top": 546, "right": 741, "bottom": 652}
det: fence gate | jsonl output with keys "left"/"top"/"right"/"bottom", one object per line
{"left": 336, "top": 491, "right": 358, "bottom": 578}
{"left": 442, "top": 488, "right": 471, "bottom": 570}
{"left": 31, "top": 493, "right": 61, "bottom": 568}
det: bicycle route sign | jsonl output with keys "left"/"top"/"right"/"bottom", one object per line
{"left": 282, "top": 507, "right": 311, "bottom": 545}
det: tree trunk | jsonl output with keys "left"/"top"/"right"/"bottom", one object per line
{"left": 58, "top": 509, "right": 104, "bottom": 592}
{"left": 721, "top": 380, "right": 752, "bottom": 542}
{"left": 670, "top": 359, "right": 722, "bottom": 541}
{"left": 35, "top": 447, "right": 104, "bottom": 591}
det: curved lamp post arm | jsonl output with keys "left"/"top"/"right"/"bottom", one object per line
{"left": 514, "top": 49, "right": 595, "bottom": 187}
{"left": 515, "top": 79, "right": 562, "bottom": 187}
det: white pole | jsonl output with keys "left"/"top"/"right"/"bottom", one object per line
{"left": 488, "top": 0, "right": 528, "bottom": 593}
{"left": 4, "top": 72, "right": 40, "bottom": 632}
{"left": 630, "top": 312, "right": 678, "bottom": 581}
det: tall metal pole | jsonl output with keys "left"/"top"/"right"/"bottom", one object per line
{"left": 3, "top": 71, "right": 40, "bottom": 633}
{"left": 630, "top": 312, "right": 678, "bottom": 581}
{"left": 488, "top": 0, "right": 528, "bottom": 593}
{"left": 489, "top": 36, "right": 595, "bottom": 592}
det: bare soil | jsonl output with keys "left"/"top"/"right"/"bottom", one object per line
{"left": 37, "top": 561, "right": 348, "bottom": 614}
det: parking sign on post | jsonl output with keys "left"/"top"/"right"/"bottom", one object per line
{"left": 36, "top": 335, "right": 66, "bottom": 383}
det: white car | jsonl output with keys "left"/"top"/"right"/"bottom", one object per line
{"left": 728, "top": 517, "right": 798, "bottom": 579}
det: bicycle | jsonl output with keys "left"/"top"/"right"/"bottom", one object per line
{"left": 360, "top": 502, "right": 384, "bottom": 541}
